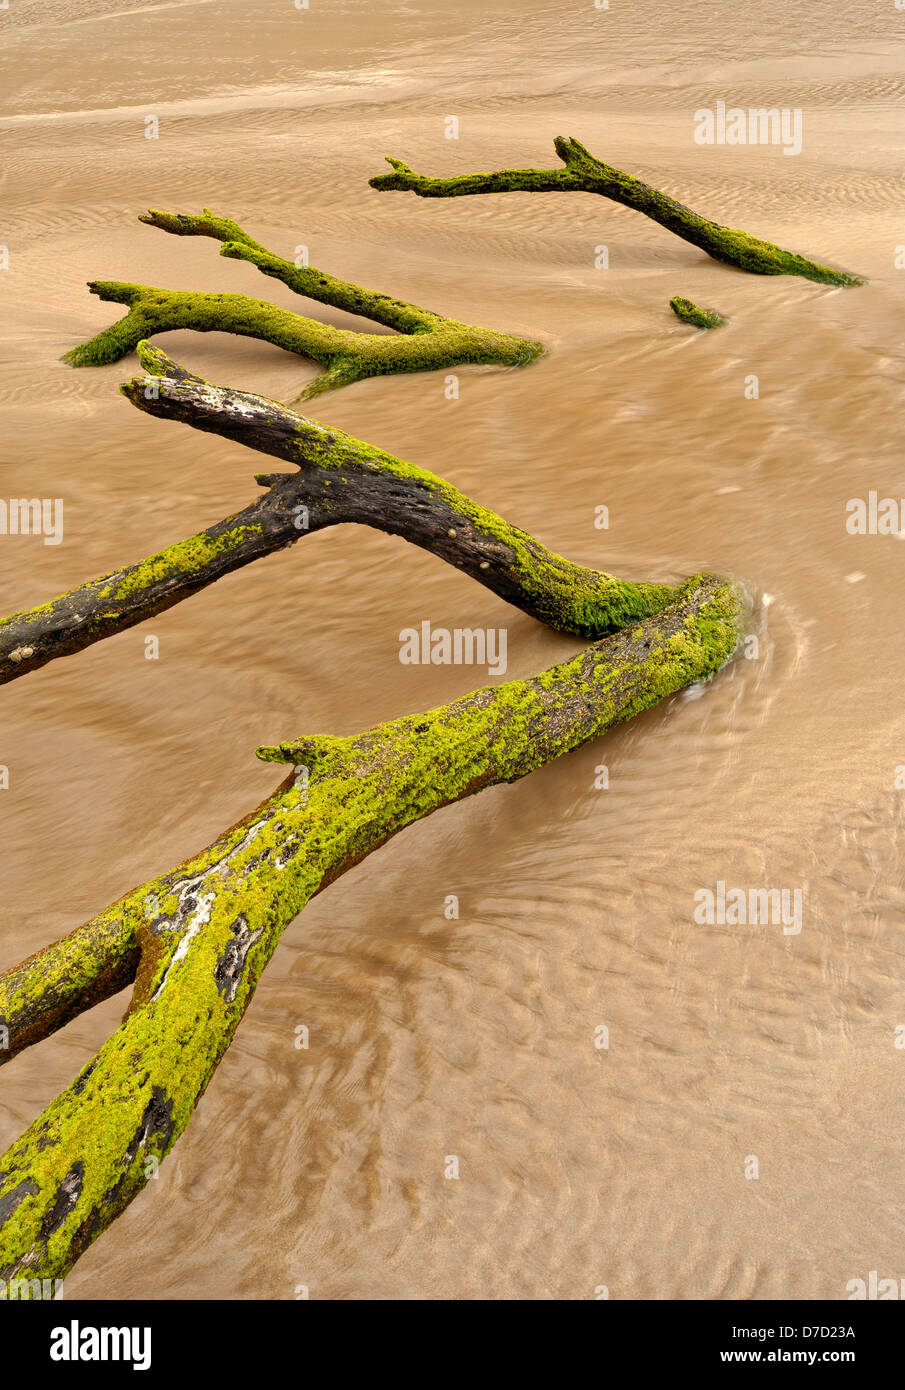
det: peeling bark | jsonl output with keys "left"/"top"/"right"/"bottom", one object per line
{"left": 0, "top": 571, "right": 743, "bottom": 1290}
{"left": 370, "top": 136, "right": 864, "bottom": 287}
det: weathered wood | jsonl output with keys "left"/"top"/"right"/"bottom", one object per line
{"left": 0, "top": 344, "right": 675, "bottom": 686}
{"left": 370, "top": 136, "right": 864, "bottom": 286}
{"left": 0, "top": 571, "right": 743, "bottom": 1290}
{"left": 62, "top": 207, "right": 543, "bottom": 398}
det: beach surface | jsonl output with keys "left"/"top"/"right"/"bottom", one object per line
{"left": 1, "top": 0, "right": 903, "bottom": 1299}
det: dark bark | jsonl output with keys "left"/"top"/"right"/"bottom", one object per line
{"left": 0, "top": 344, "right": 675, "bottom": 686}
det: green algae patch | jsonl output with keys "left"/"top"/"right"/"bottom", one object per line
{"left": 669, "top": 297, "right": 727, "bottom": 330}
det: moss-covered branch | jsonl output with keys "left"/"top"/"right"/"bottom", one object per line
{"left": 0, "top": 916, "right": 141, "bottom": 1066}
{"left": 370, "top": 136, "right": 864, "bottom": 287}
{"left": 135, "top": 208, "right": 441, "bottom": 333}
{"left": 0, "top": 344, "right": 675, "bottom": 687}
{"left": 669, "top": 296, "right": 727, "bottom": 329}
{"left": 0, "top": 572, "right": 743, "bottom": 1291}
{"left": 62, "top": 208, "right": 543, "bottom": 399}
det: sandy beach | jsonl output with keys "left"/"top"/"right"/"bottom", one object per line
{"left": 1, "top": 0, "right": 904, "bottom": 1299}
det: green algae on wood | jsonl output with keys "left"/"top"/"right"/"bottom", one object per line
{"left": 62, "top": 208, "right": 544, "bottom": 400}
{"left": 0, "top": 506, "right": 283, "bottom": 687}
{"left": 669, "top": 296, "right": 727, "bottom": 330}
{"left": 0, "top": 571, "right": 744, "bottom": 1291}
{"left": 0, "top": 345, "right": 677, "bottom": 687}
{"left": 125, "top": 347, "right": 677, "bottom": 639}
{"left": 370, "top": 136, "right": 864, "bottom": 288}
{"left": 0, "top": 914, "right": 141, "bottom": 1064}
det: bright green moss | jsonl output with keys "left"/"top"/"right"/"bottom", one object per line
{"left": 0, "top": 909, "right": 138, "bottom": 1060}
{"left": 0, "top": 574, "right": 742, "bottom": 1286}
{"left": 371, "top": 136, "right": 865, "bottom": 288}
{"left": 669, "top": 296, "right": 727, "bottom": 330}
{"left": 62, "top": 225, "right": 545, "bottom": 399}
{"left": 110, "top": 526, "right": 262, "bottom": 602}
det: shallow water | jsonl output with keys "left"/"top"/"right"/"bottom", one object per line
{"left": 1, "top": 0, "right": 904, "bottom": 1299}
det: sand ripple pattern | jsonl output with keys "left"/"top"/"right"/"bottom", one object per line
{"left": 0, "top": 0, "right": 903, "bottom": 1302}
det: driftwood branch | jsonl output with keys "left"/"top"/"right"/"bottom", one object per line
{"left": 0, "top": 571, "right": 743, "bottom": 1289}
{"left": 0, "top": 916, "right": 141, "bottom": 1066}
{"left": 670, "top": 296, "right": 727, "bottom": 329}
{"left": 62, "top": 208, "right": 543, "bottom": 399}
{"left": 0, "top": 343, "right": 676, "bottom": 687}
{"left": 370, "top": 136, "right": 864, "bottom": 287}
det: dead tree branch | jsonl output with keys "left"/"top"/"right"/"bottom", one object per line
{"left": 62, "top": 208, "right": 543, "bottom": 399}
{"left": 0, "top": 343, "right": 675, "bottom": 687}
{"left": 370, "top": 136, "right": 864, "bottom": 287}
{"left": 0, "top": 571, "right": 743, "bottom": 1289}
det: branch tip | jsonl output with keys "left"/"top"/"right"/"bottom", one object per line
{"left": 135, "top": 340, "right": 204, "bottom": 383}
{"left": 253, "top": 472, "right": 292, "bottom": 488}
{"left": 255, "top": 733, "right": 346, "bottom": 766}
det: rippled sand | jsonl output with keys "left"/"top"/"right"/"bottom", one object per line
{"left": 1, "top": 0, "right": 904, "bottom": 1299}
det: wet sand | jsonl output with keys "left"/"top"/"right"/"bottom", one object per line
{"left": 1, "top": 0, "right": 904, "bottom": 1299}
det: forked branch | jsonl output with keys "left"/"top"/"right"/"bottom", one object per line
{"left": 62, "top": 208, "right": 543, "bottom": 399}
{"left": 370, "top": 136, "right": 864, "bottom": 287}
{"left": 0, "top": 571, "right": 743, "bottom": 1289}
{"left": 0, "top": 343, "right": 674, "bottom": 687}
